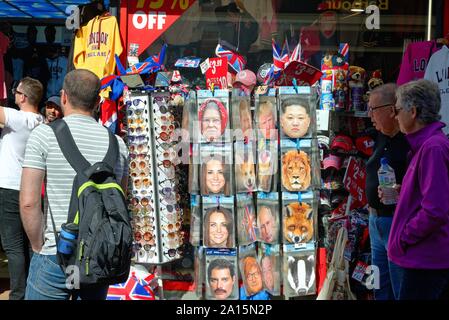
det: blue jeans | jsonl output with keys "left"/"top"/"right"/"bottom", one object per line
{"left": 393, "top": 266, "right": 449, "bottom": 300}
{"left": 25, "top": 253, "right": 109, "bottom": 300}
{"left": 369, "top": 214, "right": 401, "bottom": 300}
{"left": 0, "top": 188, "right": 33, "bottom": 300}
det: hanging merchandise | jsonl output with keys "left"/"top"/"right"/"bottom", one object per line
{"left": 236, "top": 193, "right": 257, "bottom": 245}
{"left": 202, "top": 195, "right": 235, "bottom": 249}
{"left": 231, "top": 94, "right": 254, "bottom": 142}
{"left": 280, "top": 139, "right": 313, "bottom": 192}
{"left": 256, "top": 192, "right": 280, "bottom": 245}
{"left": 258, "top": 243, "right": 281, "bottom": 296}
{"left": 197, "top": 90, "right": 231, "bottom": 144}
{"left": 199, "top": 144, "right": 234, "bottom": 196}
{"left": 347, "top": 66, "right": 367, "bottom": 112}
{"left": 234, "top": 141, "right": 257, "bottom": 193}
{"left": 238, "top": 243, "right": 268, "bottom": 299}
{"left": 205, "top": 248, "right": 239, "bottom": 300}
{"left": 255, "top": 90, "right": 278, "bottom": 193}
{"left": 283, "top": 246, "right": 316, "bottom": 298}
{"left": 46, "top": 50, "right": 68, "bottom": 98}
{"left": 73, "top": 13, "right": 123, "bottom": 79}
{"left": 281, "top": 191, "right": 316, "bottom": 247}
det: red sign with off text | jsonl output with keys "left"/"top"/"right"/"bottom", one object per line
{"left": 343, "top": 157, "right": 367, "bottom": 205}
{"left": 205, "top": 57, "right": 228, "bottom": 90}
{"left": 126, "top": 0, "right": 196, "bottom": 56}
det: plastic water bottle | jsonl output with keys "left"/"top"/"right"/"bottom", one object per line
{"left": 377, "top": 157, "right": 398, "bottom": 205}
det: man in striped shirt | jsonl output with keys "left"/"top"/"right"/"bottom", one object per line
{"left": 20, "top": 69, "right": 128, "bottom": 300}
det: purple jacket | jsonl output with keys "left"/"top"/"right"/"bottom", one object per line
{"left": 388, "top": 122, "right": 449, "bottom": 269}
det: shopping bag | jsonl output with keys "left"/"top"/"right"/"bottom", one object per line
{"left": 317, "top": 226, "right": 356, "bottom": 300}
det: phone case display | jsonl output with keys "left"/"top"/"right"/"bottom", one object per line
{"left": 239, "top": 243, "right": 264, "bottom": 297}
{"left": 280, "top": 139, "right": 313, "bottom": 192}
{"left": 205, "top": 248, "right": 238, "bottom": 300}
{"left": 236, "top": 194, "right": 257, "bottom": 245}
{"left": 256, "top": 192, "right": 280, "bottom": 245}
{"left": 283, "top": 246, "right": 316, "bottom": 298}
{"left": 281, "top": 191, "right": 316, "bottom": 246}
{"left": 255, "top": 91, "right": 278, "bottom": 141}
{"left": 189, "top": 195, "right": 202, "bottom": 246}
{"left": 278, "top": 87, "right": 316, "bottom": 140}
{"left": 200, "top": 144, "right": 234, "bottom": 196}
{"left": 197, "top": 90, "right": 230, "bottom": 144}
{"left": 259, "top": 243, "right": 281, "bottom": 296}
{"left": 127, "top": 93, "right": 160, "bottom": 264}
{"left": 202, "top": 196, "right": 235, "bottom": 248}
{"left": 234, "top": 141, "right": 257, "bottom": 193}
{"left": 231, "top": 94, "right": 254, "bottom": 142}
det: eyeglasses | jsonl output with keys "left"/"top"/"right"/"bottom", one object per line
{"left": 132, "top": 98, "right": 147, "bottom": 107}
{"left": 129, "top": 125, "right": 148, "bottom": 136}
{"left": 367, "top": 103, "right": 394, "bottom": 113}
{"left": 129, "top": 144, "right": 149, "bottom": 154}
{"left": 12, "top": 88, "right": 27, "bottom": 96}
{"left": 128, "top": 135, "right": 148, "bottom": 144}
{"left": 247, "top": 271, "right": 261, "bottom": 281}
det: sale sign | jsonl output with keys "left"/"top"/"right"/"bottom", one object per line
{"left": 125, "top": 0, "right": 196, "bottom": 56}
{"left": 275, "top": 61, "right": 323, "bottom": 86}
{"left": 343, "top": 157, "right": 368, "bottom": 205}
{"left": 205, "top": 57, "right": 228, "bottom": 90}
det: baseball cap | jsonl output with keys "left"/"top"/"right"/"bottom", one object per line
{"left": 355, "top": 135, "right": 374, "bottom": 157}
{"left": 45, "top": 95, "right": 62, "bottom": 109}
{"left": 330, "top": 134, "right": 353, "bottom": 152}
{"left": 323, "top": 154, "right": 342, "bottom": 170}
{"left": 234, "top": 69, "right": 257, "bottom": 88}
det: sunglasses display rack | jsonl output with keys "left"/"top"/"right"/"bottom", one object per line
{"left": 127, "top": 89, "right": 185, "bottom": 265}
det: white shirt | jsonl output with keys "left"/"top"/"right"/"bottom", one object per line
{"left": 0, "top": 107, "right": 44, "bottom": 190}
{"left": 424, "top": 45, "right": 449, "bottom": 135}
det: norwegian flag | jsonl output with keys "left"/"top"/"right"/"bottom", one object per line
{"left": 100, "top": 98, "right": 118, "bottom": 134}
{"left": 107, "top": 271, "right": 156, "bottom": 300}
{"left": 215, "top": 43, "right": 246, "bottom": 73}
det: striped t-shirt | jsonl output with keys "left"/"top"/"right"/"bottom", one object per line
{"left": 23, "top": 114, "right": 128, "bottom": 255}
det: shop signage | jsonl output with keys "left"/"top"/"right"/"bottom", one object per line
{"left": 275, "top": 61, "right": 323, "bottom": 87}
{"left": 343, "top": 157, "right": 367, "bottom": 205}
{"left": 205, "top": 57, "right": 228, "bottom": 90}
{"left": 322, "top": 0, "right": 389, "bottom": 11}
{"left": 127, "top": 0, "right": 196, "bottom": 55}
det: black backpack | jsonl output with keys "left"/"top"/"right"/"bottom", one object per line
{"left": 49, "top": 119, "right": 133, "bottom": 287}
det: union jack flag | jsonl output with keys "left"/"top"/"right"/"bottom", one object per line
{"left": 243, "top": 205, "right": 257, "bottom": 242}
{"left": 115, "top": 44, "right": 167, "bottom": 76}
{"left": 289, "top": 39, "right": 302, "bottom": 63}
{"left": 107, "top": 271, "right": 156, "bottom": 300}
{"left": 272, "top": 39, "right": 289, "bottom": 72}
{"left": 215, "top": 43, "right": 246, "bottom": 73}
{"left": 99, "top": 98, "right": 118, "bottom": 134}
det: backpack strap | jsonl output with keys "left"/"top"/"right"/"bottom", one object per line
{"left": 49, "top": 119, "right": 91, "bottom": 174}
{"left": 49, "top": 119, "right": 119, "bottom": 174}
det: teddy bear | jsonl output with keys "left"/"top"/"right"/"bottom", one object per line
{"left": 348, "top": 66, "right": 366, "bottom": 111}
{"left": 364, "top": 70, "right": 384, "bottom": 104}
{"left": 333, "top": 68, "right": 348, "bottom": 111}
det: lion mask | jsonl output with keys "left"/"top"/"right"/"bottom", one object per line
{"left": 282, "top": 150, "right": 311, "bottom": 191}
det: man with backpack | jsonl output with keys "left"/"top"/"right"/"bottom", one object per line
{"left": 20, "top": 69, "right": 130, "bottom": 300}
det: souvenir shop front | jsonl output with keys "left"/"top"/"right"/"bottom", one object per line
{"left": 1, "top": 0, "right": 448, "bottom": 300}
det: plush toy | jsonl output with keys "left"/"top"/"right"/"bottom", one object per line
{"left": 364, "top": 70, "right": 384, "bottom": 104}
{"left": 333, "top": 68, "right": 348, "bottom": 111}
{"left": 348, "top": 66, "right": 366, "bottom": 111}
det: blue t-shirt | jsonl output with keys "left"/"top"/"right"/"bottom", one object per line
{"left": 239, "top": 286, "right": 271, "bottom": 300}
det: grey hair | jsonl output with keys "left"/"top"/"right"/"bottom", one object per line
{"left": 370, "top": 83, "right": 397, "bottom": 105}
{"left": 396, "top": 79, "right": 441, "bottom": 124}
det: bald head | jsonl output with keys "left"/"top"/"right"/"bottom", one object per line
{"left": 63, "top": 69, "right": 100, "bottom": 112}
